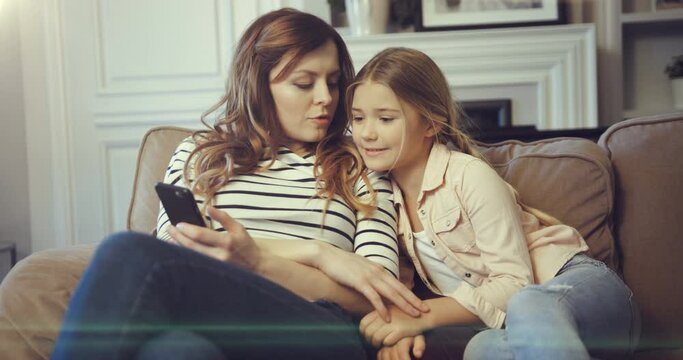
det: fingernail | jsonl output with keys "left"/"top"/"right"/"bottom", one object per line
{"left": 176, "top": 223, "right": 186, "bottom": 230}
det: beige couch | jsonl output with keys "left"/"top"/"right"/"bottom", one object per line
{"left": 1, "top": 113, "right": 681, "bottom": 359}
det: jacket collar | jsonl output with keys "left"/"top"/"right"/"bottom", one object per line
{"left": 391, "top": 142, "right": 451, "bottom": 224}
{"left": 421, "top": 142, "right": 451, "bottom": 193}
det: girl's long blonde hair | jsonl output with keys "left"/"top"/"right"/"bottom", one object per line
{"left": 186, "top": 8, "right": 375, "bottom": 215}
{"left": 347, "top": 47, "right": 560, "bottom": 225}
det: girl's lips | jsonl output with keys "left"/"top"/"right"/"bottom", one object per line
{"left": 363, "top": 148, "right": 387, "bottom": 157}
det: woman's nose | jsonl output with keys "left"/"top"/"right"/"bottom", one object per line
{"left": 314, "top": 82, "right": 332, "bottom": 105}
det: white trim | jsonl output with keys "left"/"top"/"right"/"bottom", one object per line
{"left": 99, "top": 139, "right": 142, "bottom": 235}
{"left": 343, "top": 24, "right": 598, "bottom": 129}
{"left": 20, "top": 0, "right": 76, "bottom": 251}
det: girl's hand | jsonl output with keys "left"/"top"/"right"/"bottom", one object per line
{"left": 361, "top": 306, "right": 431, "bottom": 347}
{"left": 377, "top": 335, "right": 426, "bottom": 360}
{"left": 314, "top": 243, "right": 429, "bottom": 322}
{"left": 168, "top": 206, "right": 263, "bottom": 271}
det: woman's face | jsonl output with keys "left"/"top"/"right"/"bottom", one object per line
{"left": 351, "top": 81, "right": 433, "bottom": 173}
{"left": 269, "top": 40, "right": 341, "bottom": 155}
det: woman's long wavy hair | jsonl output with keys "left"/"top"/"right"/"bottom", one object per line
{"left": 347, "top": 47, "right": 560, "bottom": 225}
{"left": 186, "top": 8, "right": 375, "bottom": 214}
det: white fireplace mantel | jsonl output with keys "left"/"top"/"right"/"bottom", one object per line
{"left": 343, "top": 24, "right": 598, "bottom": 130}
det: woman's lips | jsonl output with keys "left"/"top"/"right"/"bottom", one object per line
{"left": 309, "top": 116, "right": 330, "bottom": 126}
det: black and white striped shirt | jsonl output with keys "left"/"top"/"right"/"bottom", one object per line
{"left": 156, "top": 139, "right": 399, "bottom": 277}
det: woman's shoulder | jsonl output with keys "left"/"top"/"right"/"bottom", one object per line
{"left": 169, "top": 136, "right": 198, "bottom": 163}
{"left": 175, "top": 136, "right": 197, "bottom": 151}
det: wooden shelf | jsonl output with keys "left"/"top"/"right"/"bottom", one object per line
{"left": 623, "top": 108, "right": 683, "bottom": 120}
{"left": 471, "top": 125, "right": 607, "bottom": 143}
{"left": 622, "top": 9, "right": 683, "bottom": 24}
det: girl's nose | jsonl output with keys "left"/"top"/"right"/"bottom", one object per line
{"left": 360, "top": 120, "right": 378, "bottom": 141}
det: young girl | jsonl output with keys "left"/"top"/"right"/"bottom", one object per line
{"left": 349, "top": 47, "right": 640, "bottom": 360}
{"left": 51, "top": 10, "right": 426, "bottom": 359}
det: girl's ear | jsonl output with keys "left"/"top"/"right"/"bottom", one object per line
{"left": 422, "top": 119, "right": 441, "bottom": 139}
{"left": 425, "top": 125, "right": 439, "bottom": 138}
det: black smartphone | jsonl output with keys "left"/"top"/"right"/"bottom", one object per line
{"left": 155, "top": 182, "right": 206, "bottom": 227}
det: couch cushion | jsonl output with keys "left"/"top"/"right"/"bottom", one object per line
{"left": 599, "top": 112, "right": 683, "bottom": 351}
{"left": 0, "top": 244, "right": 96, "bottom": 359}
{"left": 477, "top": 137, "right": 618, "bottom": 271}
{"left": 127, "top": 126, "right": 193, "bottom": 233}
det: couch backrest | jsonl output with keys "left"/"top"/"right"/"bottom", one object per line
{"left": 598, "top": 112, "right": 683, "bottom": 350}
{"left": 127, "top": 125, "right": 618, "bottom": 271}
{"left": 478, "top": 138, "right": 618, "bottom": 270}
{"left": 127, "top": 126, "right": 192, "bottom": 233}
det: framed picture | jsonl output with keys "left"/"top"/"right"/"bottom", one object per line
{"left": 416, "top": 0, "right": 565, "bottom": 31}
{"left": 459, "top": 99, "right": 512, "bottom": 133}
{"left": 654, "top": 0, "right": 683, "bottom": 11}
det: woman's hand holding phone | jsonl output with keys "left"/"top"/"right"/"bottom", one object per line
{"left": 168, "top": 206, "right": 263, "bottom": 271}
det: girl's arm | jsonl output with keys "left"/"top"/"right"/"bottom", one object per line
{"left": 360, "top": 296, "right": 481, "bottom": 347}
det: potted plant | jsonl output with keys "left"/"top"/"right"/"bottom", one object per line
{"left": 332, "top": 0, "right": 390, "bottom": 36}
{"left": 327, "top": 0, "right": 347, "bottom": 27}
{"left": 665, "top": 55, "right": 683, "bottom": 110}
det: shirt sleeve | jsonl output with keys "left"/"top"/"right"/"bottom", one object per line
{"left": 448, "top": 159, "right": 534, "bottom": 329}
{"left": 155, "top": 138, "right": 198, "bottom": 243}
{"left": 352, "top": 171, "right": 400, "bottom": 278}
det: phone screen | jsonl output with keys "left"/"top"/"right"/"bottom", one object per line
{"left": 155, "top": 182, "right": 206, "bottom": 227}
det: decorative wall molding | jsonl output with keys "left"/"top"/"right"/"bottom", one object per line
{"left": 94, "top": 0, "right": 231, "bottom": 95}
{"left": 20, "top": 0, "right": 77, "bottom": 251}
{"left": 99, "top": 139, "right": 143, "bottom": 235}
{"left": 344, "top": 24, "right": 598, "bottom": 130}
{"left": 94, "top": 110, "right": 207, "bottom": 128}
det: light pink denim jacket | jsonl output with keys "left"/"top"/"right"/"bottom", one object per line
{"left": 394, "top": 143, "right": 589, "bottom": 329}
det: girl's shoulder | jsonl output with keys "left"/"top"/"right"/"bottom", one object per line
{"left": 445, "top": 149, "right": 501, "bottom": 185}
{"left": 446, "top": 149, "right": 488, "bottom": 171}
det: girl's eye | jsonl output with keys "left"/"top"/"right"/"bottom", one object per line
{"left": 380, "top": 117, "right": 395, "bottom": 123}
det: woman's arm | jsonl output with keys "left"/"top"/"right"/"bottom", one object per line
{"left": 251, "top": 243, "right": 377, "bottom": 316}
{"left": 171, "top": 207, "right": 426, "bottom": 320}
{"left": 256, "top": 238, "right": 426, "bottom": 320}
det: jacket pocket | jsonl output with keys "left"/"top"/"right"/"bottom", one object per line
{"left": 432, "top": 207, "right": 475, "bottom": 252}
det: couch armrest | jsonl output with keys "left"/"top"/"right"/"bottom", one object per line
{"left": 0, "top": 244, "right": 96, "bottom": 359}
{"left": 599, "top": 112, "right": 683, "bottom": 351}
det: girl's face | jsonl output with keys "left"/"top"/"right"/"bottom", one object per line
{"left": 351, "top": 81, "right": 434, "bottom": 173}
{"left": 269, "top": 40, "right": 341, "bottom": 155}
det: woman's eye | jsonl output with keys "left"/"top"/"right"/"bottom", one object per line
{"left": 352, "top": 116, "right": 364, "bottom": 122}
{"left": 294, "top": 83, "right": 313, "bottom": 90}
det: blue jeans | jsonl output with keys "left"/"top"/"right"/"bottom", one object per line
{"left": 464, "top": 254, "right": 641, "bottom": 360}
{"left": 51, "top": 232, "right": 368, "bottom": 360}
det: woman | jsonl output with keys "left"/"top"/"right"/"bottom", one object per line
{"left": 348, "top": 47, "right": 640, "bottom": 359}
{"left": 51, "top": 10, "right": 427, "bottom": 360}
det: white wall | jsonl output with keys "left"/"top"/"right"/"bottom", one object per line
{"left": 0, "top": 0, "right": 30, "bottom": 279}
